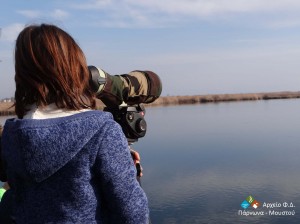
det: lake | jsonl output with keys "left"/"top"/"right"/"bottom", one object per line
{"left": 138, "top": 99, "right": 300, "bottom": 224}
{"left": 1, "top": 99, "right": 300, "bottom": 223}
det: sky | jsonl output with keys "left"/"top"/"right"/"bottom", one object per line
{"left": 1, "top": 0, "right": 300, "bottom": 98}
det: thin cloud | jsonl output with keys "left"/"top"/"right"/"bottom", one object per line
{"left": 50, "top": 9, "right": 69, "bottom": 20}
{"left": 73, "top": 0, "right": 300, "bottom": 16}
{"left": 71, "top": 0, "right": 300, "bottom": 28}
{"left": 17, "top": 9, "right": 69, "bottom": 20}
{"left": 71, "top": 0, "right": 112, "bottom": 10}
{"left": 266, "top": 17, "right": 300, "bottom": 28}
{"left": 0, "top": 23, "right": 25, "bottom": 42}
{"left": 17, "top": 10, "right": 41, "bottom": 19}
{"left": 125, "top": 0, "right": 300, "bottom": 16}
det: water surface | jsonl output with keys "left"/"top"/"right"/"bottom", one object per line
{"left": 136, "top": 99, "right": 300, "bottom": 224}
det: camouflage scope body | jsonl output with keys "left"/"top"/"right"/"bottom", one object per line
{"left": 89, "top": 66, "right": 162, "bottom": 107}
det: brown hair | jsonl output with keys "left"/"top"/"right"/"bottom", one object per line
{"left": 14, "top": 24, "right": 95, "bottom": 118}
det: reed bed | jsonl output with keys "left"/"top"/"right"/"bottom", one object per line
{"left": 1, "top": 91, "right": 300, "bottom": 115}
{"left": 0, "top": 102, "right": 15, "bottom": 116}
{"left": 145, "top": 91, "right": 300, "bottom": 107}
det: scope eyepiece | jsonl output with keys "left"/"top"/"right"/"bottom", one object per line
{"left": 88, "top": 66, "right": 107, "bottom": 94}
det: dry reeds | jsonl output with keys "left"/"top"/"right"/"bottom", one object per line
{"left": 146, "top": 91, "right": 300, "bottom": 107}
{"left": 1, "top": 91, "right": 300, "bottom": 114}
{"left": 0, "top": 102, "right": 15, "bottom": 116}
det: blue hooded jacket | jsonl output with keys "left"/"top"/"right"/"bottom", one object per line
{"left": 1, "top": 110, "right": 149, "bottom": 223}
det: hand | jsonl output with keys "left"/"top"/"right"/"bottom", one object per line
{"left": 130, "top": 149, "right": 143, "bottom": 177}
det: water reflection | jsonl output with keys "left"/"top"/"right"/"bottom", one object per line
{"left": 137, "top": 100, "right": 300, "bottom": 224}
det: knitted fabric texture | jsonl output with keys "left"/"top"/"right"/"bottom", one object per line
{"left": 1, "top": 110, "right": 149, "bottom": 223}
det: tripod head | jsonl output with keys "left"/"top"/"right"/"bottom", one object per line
{"left": 103, "top": 104, "right": 147, "bottom": 144}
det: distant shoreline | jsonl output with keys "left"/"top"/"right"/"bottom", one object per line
{"left": 1, "top": 91, "right": 300, "bottom": 116}
{"left": 146, "top": 91, "right": 300, "bottom": 107}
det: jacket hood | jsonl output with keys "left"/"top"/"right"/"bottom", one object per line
{"left": 2, "top": 110, "right": 112, "bottom": 183}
